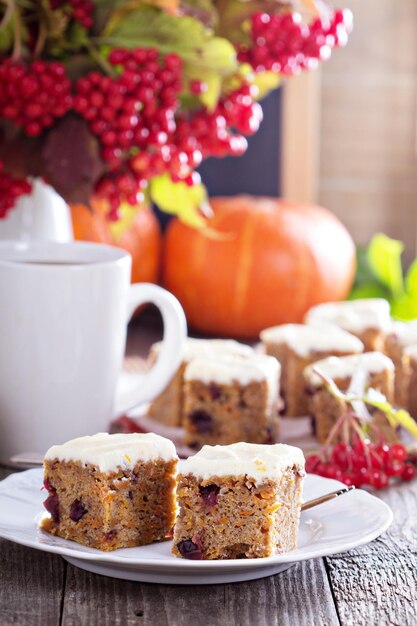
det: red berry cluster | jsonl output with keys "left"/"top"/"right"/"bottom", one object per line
{"left": 238, "top": 9, "right": 353, "bottom": 75}
{"left": 74, "top": 48, "right": 183, "bottom": 219}
{"left": 174, "top": 83, "right": 262, "bottom": 168}
{"left": 0, "top": 60, "right": 72, "bottom": 137}
{"left": 0, "top": 161, "right": 32, "bottom": 218}
{"left": 49, "top": 0, "right": 94, "bottom": 29}
{"left": 306, "top": 440, "right": 415, "bottom": 490}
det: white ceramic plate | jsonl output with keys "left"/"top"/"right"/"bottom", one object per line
{"left": 0, "top": 468, "right": 392, "bottom": 585}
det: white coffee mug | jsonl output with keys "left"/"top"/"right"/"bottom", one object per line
{"left": 0, "top": 240, "right": 187, "bottom": 463}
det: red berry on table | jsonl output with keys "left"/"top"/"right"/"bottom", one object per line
{"left": 401, "top": 464, "right": 416, "bottom": 482}
{"left": 368, "top": 469, "right": 389, "bottom": 490}
{"left": 385, "top": 460, "right": 404, "bottom": 478}
{"left": 340, "top": 472, "right": 355, "bottom": 487}
{"left": 305, "top": 454, "right": 321, "bottom": 473}
{"left": 389, "top": 444, "right": 407, "bottom": 463}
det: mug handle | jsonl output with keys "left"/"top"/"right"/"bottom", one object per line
{"left": 113, "top": 283, "right": 187, "bottom": 416}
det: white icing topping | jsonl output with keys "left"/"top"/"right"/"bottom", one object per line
{"left": 404, "top": 344, "right": 417, "bottom": 360}
{"left": 179, "top": 442, "right": 304, "bottom": 484}
{"left": 304, "top": 299, "right": 392, "bottom": 333}
{"left": 184, "top": 353, "right": 280, "bottom": 407}
{"left": 389, "top": 320, "right": 417, "bottom": 347}
{"left": 260, "top": 323, "right": 363, "bottom": 357}
{"left": 152, "top": 337, "right": 254, "bottom": 362}
{"left": 44, "top": 432, "right": 177, "bottom": 473}
{"left": 304, "top": 351, "right": 394, "bottom": 387}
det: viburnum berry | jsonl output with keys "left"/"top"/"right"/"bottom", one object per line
{"left": 74, "top": 48, "right": 184, "bottom": 211}
{"left": 0, "top": 162, "right": 32, "bottom": 219}
{"left": 0, "top": 60, "right": 72, "bottom": 136}
{"left": 401, "top": 463, "right": 416, "bottom": 482}
{"left": 238, "top": 8, "right": 353, "bottom": 76}
{"left": 389, "top": 443, "right": 407, "bottom": 462}
{"left": 306, "top": 438, "right": 415, "bottom": 490}
{"left": 49, "top": 0, "right": 94, "bottom": 29}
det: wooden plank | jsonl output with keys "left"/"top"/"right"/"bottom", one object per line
{"left": 0, "top": 542, "right": 65, "bottom": 626}
{"left": 224, "top": 559, "right": 339, "bottom": 626}
{"left": 62, "top": 557, "right": 338, "bottom": 626}
{"left": 325, "top": 480, "right": 417, "bottom": 626}
{"left": 0, "top": 468, "right": 66, "bottom": 626}
{"left": 281, "top": 70, "right": 321, "bottom": 204}
{"left": 319, "top": 0, "right": 417, "bottom": 262}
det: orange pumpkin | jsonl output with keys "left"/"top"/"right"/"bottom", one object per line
{"left": 162, "top": 196, "right": 356, "bottom": 338}
{"left": 70, "top": 202, "right": 162, "bottom": 284}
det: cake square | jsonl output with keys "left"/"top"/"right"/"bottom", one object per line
{"left": 172, "top": 442, "right": 305, "bottom": 560}
{"left": 304, "top": 298, "right": 391, "bottom": 352}
{"left": 402, "top": 345, "right": 417, "bottom": 420}
{"left": 182, "top": 353, "right": 280, "bottom": 449}
{"left": 260, "top": 323, "right": 364, "bottom": 417}
{"left": 40, "top": 432, "right": 178, "bottom": 551}
{"left": 147, "top": 338, "right": 254, "bottom": 426}
{"left": 304, "top": 352, "right": 397, "bottom": 443}
{"left": 385, "top": 321, "right": 417, "bottom": 406}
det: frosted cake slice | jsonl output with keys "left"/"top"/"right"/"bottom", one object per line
{"left": 385, "top": 320, "right": 417, "bottom": 406}
{"left": 182, "top": 353, "right": 280, "bottom": 449}
{"left": 147, "top": 338, "right": 254, "bottom": 426}
{"left": 304, "top": 352, "right": 397, "bottom": 443}
{"left": 260, "top": 323, "right": 363, "bottom": 416}
{"left": 304, "top": 298, "right": 391, "bottom": 352}
{"left": 40, "top": 432, "right": 178, "bottom": 551}
{"left": 172, "top": 442, "right": 305, "bottom": 560}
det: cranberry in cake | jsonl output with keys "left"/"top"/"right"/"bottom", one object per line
{"left": 147, "top": 338, "right": 254, "bottom": 427}
{"left": 40, "top": 432, "right": 178, "bottom": 551}
{"left": 304, "top": 298, "right": 391, "bottom": 352}
{"left": 304, "top": 352, "right": 397, "bottom": 443}
{"left": 182, "top": 353, "right": 280, "bottom": 449}
{"left": 172, "top": 442, "right": 305, "bottom": 560}
{"left": 260, "top": 323, "right": 363, "bottom": 417}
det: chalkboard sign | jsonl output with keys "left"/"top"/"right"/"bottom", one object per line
{"left": 199, "top": 88, "right": 281, "bottom": 198}
{"left": 154, "top": 88, "right": 281, "bottom": 228}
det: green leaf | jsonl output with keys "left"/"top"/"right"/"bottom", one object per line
{"left": 150, "top": 173, "right": 208, "bottom": 228}
{"left": 391, "top": 293, "right": 417, "bottom": 321}
{"left": 390, "top": 259, "right": 417, "bottom": 320}
{"left": 367, "top": 233, "right": 404, "bottom": 297}
{"left": 252, "top": 70, "right": 281, "bottom": 99}
{"left": 0, "top": 8, "right": 14, "bottom": 53}
{"left": 98, "top": 5, "right": 237, "bottom": 108}
{"left": 405, "top": 258, "right": 417, "bottom": 294}
{"left": 348, "top": 283, "right": 390, "bottom": 301}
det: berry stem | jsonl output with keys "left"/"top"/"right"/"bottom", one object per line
{"left": 12, "top": 2, "right": 22, "bottom": 60}
{"left": 86, "top": 42, "right": 117, "bottom": 77}
{"left": 0, "top": 0, "right": 14, "bottom": 32}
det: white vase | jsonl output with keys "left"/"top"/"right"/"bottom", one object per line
{"left": 0, "top": 178, "right": 73, "bottom": 242}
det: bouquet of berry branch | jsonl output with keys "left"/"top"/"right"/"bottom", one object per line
{"left": 0, "top": 0, "right": 352, "bottom": 223}
{"left": 306, "top": 369, "right": 417, "bottom": 489}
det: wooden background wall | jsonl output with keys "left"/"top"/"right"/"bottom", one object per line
{"left": 319, "top": 0, "right": 417, "bottom": 261}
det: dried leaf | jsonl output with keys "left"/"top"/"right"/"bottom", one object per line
{"left": 42, "top": 115, "right": 102, "bottom": 204}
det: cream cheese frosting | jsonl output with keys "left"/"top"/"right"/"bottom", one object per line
{"left": 389, "top": 320, "right": 417, "bottom": 347}
{"left": 260, "top": 323, "right": 364, "bottom": 357}
{"left": 304, "top": 298, "right": 392, "bottom": 333}
{"left": 44, "top": 432, "right": 178, "bottom": 473}
{"left": 304, "top": 351, "right": 394, "bottom": 387}
{"left": 404, "top": 344, "right": 417, "bottom": 360}
{"left": 152, "top": 337, "right": 254, "bottom": 362}
{"left": 179, "top": 442, "right": 304, "bottom": 484}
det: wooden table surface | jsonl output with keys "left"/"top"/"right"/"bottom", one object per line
{"left": 1, "top": 318, "right": 417, "bottom": 626}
